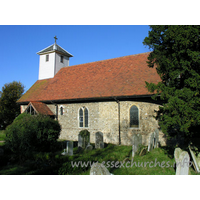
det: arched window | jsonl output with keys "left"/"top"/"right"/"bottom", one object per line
{"left": 60, "top": 107, "right": 63, "bottom": 115}
{"left": 79, "top": 108, "right": 83, "bottom": 127}
{"left": 84, "top": 108, "right": 88, "bottom": 127}
{"left": 130, "top": 105, "right": 139, "bottom": 128}
{"left": 79, "top": 107, "right": 89, "bottom": 127}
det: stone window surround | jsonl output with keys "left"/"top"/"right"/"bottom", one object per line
{"left": 129, "top": 104, "right": 140, "bottom": 129}
{"left": 59, "top": 105, "right": 64, "bottom": 115}
{"left": 78, "top": 107, "right": 89, "bottom": 128}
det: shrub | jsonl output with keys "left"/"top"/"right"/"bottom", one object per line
{"left": 79, "top": 129, "right": 90, "bottom": 138}
{"left": 13, "top": 112, "right": 27, "bottom": 123}
{"left": 5, "top": 113, "right": 61, "bottom": 160}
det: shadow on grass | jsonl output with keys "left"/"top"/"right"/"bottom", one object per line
{"left": 159, "top": 145, "right": 175, "bottom": 159}
{"left": 0, "top": 142, "right": 178, "bottom": 175}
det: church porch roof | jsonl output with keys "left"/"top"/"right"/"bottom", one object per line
{"left": 25, "top": 102, "right": 55, "bottom": 116}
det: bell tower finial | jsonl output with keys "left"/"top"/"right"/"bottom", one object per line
{"left": 54, "top": 36, "right": 58, "bottom": 44}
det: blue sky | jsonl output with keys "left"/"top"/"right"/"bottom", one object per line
{"left": 0, "top": 25, "right": 151, "bottom": 93}
{"left": 0, "top": 0, "right": 197, "bottom": 195}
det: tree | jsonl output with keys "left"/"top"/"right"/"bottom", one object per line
{"left": 5, "top": 113, "right": 61, "bottom": 161}
{"left": 0, "top": 81, "right": 24, "bottom": 129}
{"left": 143, "top": 25, "right": 200, "bottom": 148}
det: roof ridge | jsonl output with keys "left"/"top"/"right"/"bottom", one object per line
{"left": 37, "top": 43, "right": 73, "bottom": 57}
{"left": 56, "top": 44, "right": 73, "bottom": 57}
{"left": 18, "top": 50, "right": 160, "bottom": 103}
{"left": 31, "top": 101, "right": 43, "bottom": 103}
{"left": 37, "top": 44, "right": 54, "bottom": 54}
{"left": 67, "top": 51, "right": 151, "bottom": 68}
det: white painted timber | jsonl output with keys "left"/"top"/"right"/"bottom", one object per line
{"left": 38, "top": 52, "right": 70, "bottom": 80}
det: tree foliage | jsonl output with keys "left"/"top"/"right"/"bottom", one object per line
{"left": 143, "top": 25, "right": 200, "bottom": 147}
{"left": 0, "top": 81, "right": 24, "bottom": 129}
{"left": 5, "top": 113, "right": 61, "bottom": 161}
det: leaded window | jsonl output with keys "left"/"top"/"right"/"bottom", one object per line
{"left": 60, "top": 107, "right": 63, "bottom": 115}
{"left": 79, "top": 108, "right": 83, "bottom": 127}
{"left": 84, "top": 108, "right": 88, "bottom": 127}
{"left": 130, "top": 105, "right": 139, "bottom": 128}
{"left": 79, "top": 107, "right": 89, "bottom": 127}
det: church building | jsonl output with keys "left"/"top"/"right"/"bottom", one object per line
{"left": 17, "top": 37, "right": 166, "bottom": 146}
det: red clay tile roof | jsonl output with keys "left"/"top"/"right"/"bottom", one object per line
{"left": 18, "top": 52, "right": 161, "bottom": 103}
{"left": 26, "top": 102, "right": 54, "bottom": 115}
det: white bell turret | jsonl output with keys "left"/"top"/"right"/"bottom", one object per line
{"left": 37, "top": 36, "right": 73, "bottom": 80}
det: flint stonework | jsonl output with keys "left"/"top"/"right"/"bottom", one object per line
{"left": 28, "top": 101, "right": 165, "bottom": 146}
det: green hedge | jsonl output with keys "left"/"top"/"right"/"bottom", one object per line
{"left": 5, "top": 113, "right": 61, "bottom": 160}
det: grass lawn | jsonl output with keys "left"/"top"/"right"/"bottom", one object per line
{"left": 0, "top": 142, "right": 198, "bottom": 175}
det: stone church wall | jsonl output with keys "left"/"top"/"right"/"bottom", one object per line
{"left": 20, "top": 101, "right": 166, "bottom": 146}
{"left": 20, "top": 105, "right": 28, "bottom": 113}
{"left": 119, "top": 101, "right": 166, "bottom": 146}
{"left": 45, "top": 101, "right": 166, "bottom": 146}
